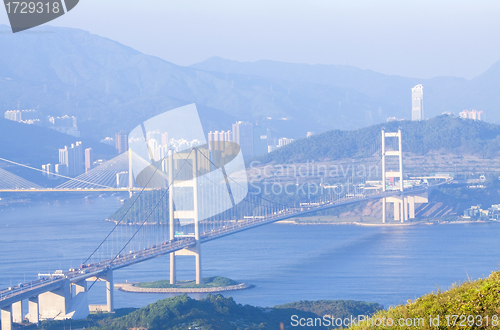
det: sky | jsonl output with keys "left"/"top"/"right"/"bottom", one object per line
{"left": 1, "top": 0, "right": 500, "bottom": 79}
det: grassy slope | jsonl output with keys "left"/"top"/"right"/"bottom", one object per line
{"left": 348, "top": 271, "right": 500, "bottom": 330}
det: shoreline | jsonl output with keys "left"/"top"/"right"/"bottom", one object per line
{"left": 115, "top": 282, "right": 254, "bottom": 294}
{"left": 275, "top": 219, "right": 497, "bottom": 226}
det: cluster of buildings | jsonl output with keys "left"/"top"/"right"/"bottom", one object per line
{"left": 387, "top": 85, "right": 484, "bottom": 122}
{"left": 42, "top": 142, "right": 93, "bottom": 178}
{"left": 100, "top": 132, "right": 129, "bottom": 154}
{"left": 463, "top": 204, "right": 500, "bottom": 221}
{"left": 208, "top": 121, "right": 294, "bottom": 158}
{"left": 4, "top": 110, "right": 80, "bottom": 137}
{"left": 459, "top": 109, "right": 482, "bottom": 121}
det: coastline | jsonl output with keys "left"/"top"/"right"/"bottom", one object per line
{"left": 275, "top": 219, "right": 497, "bottom": 226}
{"left": 115, "top": 282, "right": 254, "bottom": 294}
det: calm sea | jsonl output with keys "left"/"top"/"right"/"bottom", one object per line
{"left": 1, "top": 196, "right": 499, "bottom": 309}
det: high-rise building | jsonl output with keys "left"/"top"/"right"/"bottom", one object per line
{"left": 232, "top": 121, "right": 254, "bottom": 158}
{"left": 208, "top": 130, "right": 233, "bottom": 151}
{"left": 59, "top": 147, "right": 69, "bottom": 166}
{"left": 115, "top": 131, "right": 128, "bottom": 154}
{"left": 58, "top": 142, "right": 84, "bottom": 177}
{"left": 161, "top": 132, "right": 169, "bottom": 147}
{"left": 411, "top": 84, "right": 424, "bottom": 121}
{"left": 68, "top": 142, "right": 84, "bottom": 177}
{"left": 42, "top": 164, "right": 53, "bottom": 178}
{"left": 85, "top": 148, "right": 93, "bottom": 173}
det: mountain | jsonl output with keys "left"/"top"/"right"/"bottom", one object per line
{"left": 192, "top": 57, "right": 500, "bottom": 123}
{"left": 2, "top": 25, "right": 499, "bottom": 143}
{"left": 0, "top": 25, "right": 397, "bottom": 140}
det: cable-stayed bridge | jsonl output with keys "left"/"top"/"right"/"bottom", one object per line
{"left": 0, "top": 129, "right": 448, "bottom": 330}
{"left": 0, "top": 153, "right": 149, "bottom": 193}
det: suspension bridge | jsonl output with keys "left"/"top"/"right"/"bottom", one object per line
{"left": 0, "top": 128, "right": 448, "bottom": 330}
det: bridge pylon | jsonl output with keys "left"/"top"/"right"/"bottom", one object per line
{"left": 381, "top": 128, "right": 405, "bottom": 222}
{"left": 168, "top": 149, "right": 203, "bottom": 285}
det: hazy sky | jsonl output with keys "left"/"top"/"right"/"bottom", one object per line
{"left": 1, "top": 0, "right": 499, "bottom": 79}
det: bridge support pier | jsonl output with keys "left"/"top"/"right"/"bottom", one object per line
{"left": 387, "top": 192, "right": 427, "bottom": 221}
{"left": 173, "top": 243, "right": 202, "bottom": 284}
{"left": 105, "top": 271, "right": 114, "bottom": 313}
{"left": 27, "top": 296, "right": 39, "bottom": 324}
{"left": 1, "top": 305, "right": 12, "bottom": 330}
{"left": 38, "top": 279, "right": 72, "bottom": 320}
{"left": 87, "top": 270, "right": 114, "bottom": 313}
{"left": 12, "top": 301, "right": 22, "bottom": 323}
{"left": 170, "top": 253, "right": 176, "bottom": 285}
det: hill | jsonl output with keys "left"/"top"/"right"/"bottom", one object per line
{"left": 348, "top": 271, "right": 500, "bottom": 329}
{"left": 255, "top": 115, "right": 500, "bottom": 164}
{"left": 34, "top": 295, "right": 382, "bottom": 330}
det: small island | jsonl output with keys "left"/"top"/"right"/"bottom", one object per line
{"left": 115, "top": 276, "right": 253, "bottom": 293}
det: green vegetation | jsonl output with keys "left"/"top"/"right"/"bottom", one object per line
{"left": 29, "top": 295, "right": 382, "bottom": 330}
{"left": 348, "top": 271, "right": 500, "bottom": 330}
{"left": 275, "top": 300, "right": 382, "bottom": 321}
{"left": 135, "top": 276, "right": 239, "bottom": 289}
{"left": 256, "top": 115, "right": 500, "bottom": 164}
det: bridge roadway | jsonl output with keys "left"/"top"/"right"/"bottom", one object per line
{"left": 0, "top": 186, "right": 427, "bottom": 310}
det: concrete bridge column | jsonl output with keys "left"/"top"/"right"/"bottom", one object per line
{"left": 393, "top": 199, "right": 400, "bottom": 221}
{"left": 12, "top": 301, "right": 22, "bottom": 323}
{"left": 195, "top": 243, "right": 202, "bottom": 285}
{"left": 1, "top": 305, "right": 13, "bottom": 330}
{"left": 87, "top": 271, "right": 113, "bottom": 313}
{"left": 408, "top": 196, "right": 416, "bottom": 219}
{"left": 38, "top": 279, "right": 71, "bottom": 320}
{"left": 382, "top": 198, "right": 386, "bottom": 223}
{"left": 28, "top": 296, "right": 39, "bottom": 324}
{"left": 104, "top": 271, "right": 114, "bottom": 313}
{"left": 170, "top": 253, "right": 176, "bottom": 285}
{"left": 403, "top": 196, "right": 409, "bottom": 222}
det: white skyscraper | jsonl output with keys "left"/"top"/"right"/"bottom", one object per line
{"left": 411, "top": 84, "right": 424, "bottom": 121}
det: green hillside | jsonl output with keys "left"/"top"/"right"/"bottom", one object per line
{"left": 256, "top": 115, "right": 500, "bottom": 164}
{"left": 348, "top": 271, "right": 500, "bottom": 330}
{"left": 35, "top": 295, "right": 382, "bottom": 330}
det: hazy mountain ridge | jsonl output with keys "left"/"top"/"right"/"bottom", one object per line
{"left": 192, "top": 56, "right": 500, "bottom": 122}
{"left": 0, "top": 25, "right": 395, "bottom": 139}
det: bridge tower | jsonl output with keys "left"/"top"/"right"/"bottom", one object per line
{"left": 168, "top": 148, "right": 203, "bottom": 285}
{"left": 381, "top": 128, "right": 405, "bottom": 223}
{"left": 128, "top": 148, "right": 133, "bottom": 198}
